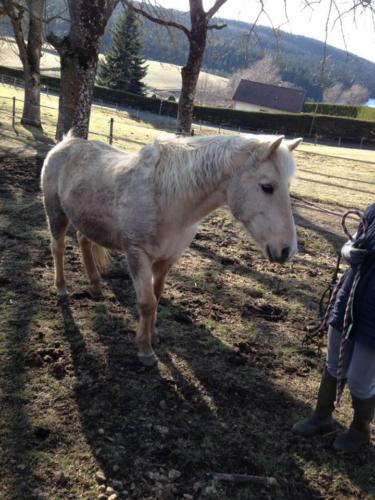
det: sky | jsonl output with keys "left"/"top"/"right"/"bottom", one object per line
{"left": 152, "top": 0, "right": 375, "bottom": 64}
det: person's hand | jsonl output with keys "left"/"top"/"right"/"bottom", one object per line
{"left": 341, "top": 240, "right": 368, "bottom": 265}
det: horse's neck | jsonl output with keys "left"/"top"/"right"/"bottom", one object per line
{"left": 163, "top": 149, "right": 231, "bottom": 225}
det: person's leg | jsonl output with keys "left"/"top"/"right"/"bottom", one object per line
{"left": 334, "top": 341, "right": 375, "bottom": 452}
{"left": 293, "top": 326, "right": 352, "bottom": 436}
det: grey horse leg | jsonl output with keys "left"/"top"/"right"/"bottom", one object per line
{"left": 77, "top": 231, "right": 102, "bottom": 299}
{"left": 44, "top": 197, "right": 70, "bottom": 297}
{"left": 127, "top": 248, "right": 158, "bottom": 367}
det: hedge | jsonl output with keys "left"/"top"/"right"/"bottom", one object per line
{"left": 1, "top": 64, "right": 374, "bottom": 143}
{"left": 303, "top": 101, "right": 375, "bottom": 121}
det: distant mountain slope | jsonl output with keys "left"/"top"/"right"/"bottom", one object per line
{"left": 101, "top": 5, "right": 375, "bottom": 101}
{"left": 1, "top": 2, "right": 374, "bottom": 101}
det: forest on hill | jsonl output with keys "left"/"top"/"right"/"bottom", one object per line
{"left": 1, "top": 1, "right": 375, "bottom": 101}
{"left": 100, "top": 4, "right": 375, "bottom": 101}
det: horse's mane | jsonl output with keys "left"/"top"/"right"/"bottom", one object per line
{"left": 148, "top": 135, "right": 255, "bottom": 202}
{"left": 143, "top": 134, "right": 296, "bottom": 204}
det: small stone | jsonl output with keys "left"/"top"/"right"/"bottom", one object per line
{"left": 168, "top": 469, "right": 181, "bottom": 481}
{"left": 98, "top": 428, "right": 105, "bottom": 435}
{"left": 183, "top": 495, "right": 193, "bottom": 500}
{"left": 56, "top": 471, "right": 68, "bottom": 487}
{"left": 105, "top": 486, "right": 115, "bottom": 495}
{"left": 112, "top": 464, "right": 120, "bottom": 473}
{"left": 97, "top": 495, "right": 107, "bottom": 500}
{"left": 108, "top": 495, "right": 118, "bottom": 500}
{"left": 204, "top": 485, "right": 217, "bottom": 495}
{"left": 193, "top": 481, "right": 203, "bottom": 492}
{"left": 95, "top": 470, "right": 106, "bottom": 484}
{"left": 155, "top": 425, "right": 169, "bottom": 435}
{"left": 159, "top": 400, "right": 167, "bottom": 410}
{"left": 98, "top": 485, "right": 106, "bottom": 493}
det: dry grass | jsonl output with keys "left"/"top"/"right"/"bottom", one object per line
{"left": 0, "top": 143, "right": 374, "bottom": 499}
{"left": 0, "top": 38, "right": 227, "bottom": 96}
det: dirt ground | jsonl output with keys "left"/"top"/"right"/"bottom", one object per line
{"left": 0, "top": 146, "right": 374, "bottom": 500}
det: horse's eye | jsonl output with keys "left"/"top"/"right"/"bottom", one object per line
{"left": 261, "top": 184, "right": 274, "bottom": 194}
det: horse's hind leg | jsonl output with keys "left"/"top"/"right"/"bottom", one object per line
{"left": 76, "top": 231, "right": 102, "bottom": 299}
{"left": 47, "top": 211, "right": 69, "bottom": 297}
{"left": 151, "top": 259, "right": 173, "bottom": 345}
{"left": 127, "top": 248, "right": 157, "bottom": 367}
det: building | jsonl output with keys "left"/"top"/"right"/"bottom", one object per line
{"left": 232, "top": 79, "right": 306, "bottom": 113}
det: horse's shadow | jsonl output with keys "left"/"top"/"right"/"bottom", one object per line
{"left": 57, "top": 259, "right": 375, "bottom": 499}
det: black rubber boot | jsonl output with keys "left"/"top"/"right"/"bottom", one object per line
{"left": 292, "top": 368, "right": 337, "bottom": 436}
{"left": 334, "top": 395, "right": 375, "bottom": 453}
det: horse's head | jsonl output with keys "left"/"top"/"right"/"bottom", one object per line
{"left": 227, "top": 135, "right": 302, "bottom": 263}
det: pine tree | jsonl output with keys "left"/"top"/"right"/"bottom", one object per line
{"left": 97, "top": 7, "right": 147, "bottom": 95}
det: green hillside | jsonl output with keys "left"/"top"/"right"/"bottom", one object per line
{"left": 101, "top": 5, "right": 375, "bottom": 101}
{"left": 1, "top": 1, "right": 375, "bottom": 101}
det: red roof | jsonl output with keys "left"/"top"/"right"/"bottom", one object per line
{"left": 233, "top": 79, "right": 306, "bottom": 113}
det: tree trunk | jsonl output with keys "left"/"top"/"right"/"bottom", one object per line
{"left": 176, "top": 8, "right": 207, "bottom": 134}
{"left": 56, "top": 48, "right": 98, "bottom": 139}
{"left": 48, "top": 0, "right": 119, "bottom": 141}
{"left": 21, "top": 64, "right": 42, "bottom": 128}
{"left": 4, "top": 0, "right": 44, "bottom": 128}
{"left": 177, "top": 45, "right": 205, "bottom": 134}
{"left": 20, "top": 0, "right": 44, "bottom": 128}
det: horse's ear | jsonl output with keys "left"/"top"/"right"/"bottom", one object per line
{"left": 256, "top": 135, "right": 284, "bottom": 162}
{"left": 287, "top": 138, "right": 303, "bottom": 151}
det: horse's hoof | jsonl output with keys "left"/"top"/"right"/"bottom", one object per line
{"left": 57, "top": 289, "right": 68, "bottom": 301}
{"left": 88, "top": 287, "right": 103, "bottom": 301}
{"left": 138, "top": 353, "right": 158, "bottom": 368}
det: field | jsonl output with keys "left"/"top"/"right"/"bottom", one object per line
{"left": 1, "top": 94, "right": 375, "bottom": 499}
{"left": 0, "top": 38, "right": 228, "bottom": 97}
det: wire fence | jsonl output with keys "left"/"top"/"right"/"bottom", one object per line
{"left": 0, "top": 75, "right": 180, "bottom": 149}
{"left": 1, "top": 79, "right": 374, "bottom": 228}
{"left": 1, "top": 72, "right": 373, "bottom": 152}
{"left": 0, "top": 74, "right": 373, "bottom": 154}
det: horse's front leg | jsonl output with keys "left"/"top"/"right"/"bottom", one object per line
{"left": 127, "top": 249, "right": 158, "bottom": 367}
{"left": 152, "top": 259, "right": 173, "bottom": 345}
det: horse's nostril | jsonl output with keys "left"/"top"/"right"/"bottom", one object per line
{"left": 281, "top": 246, "right": 290, "bottom": 262}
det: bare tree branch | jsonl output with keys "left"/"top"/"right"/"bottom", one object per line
{"left": 207, "top": 22, "right": 227, "bottom": 30}
{"left": 121, "top": 0, "right": 190, "bottom": 37}
{"left": 206, "top": 0, "right": 228, "bottom": 19}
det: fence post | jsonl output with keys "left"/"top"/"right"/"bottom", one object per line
{"left": 338, "top": 137, "right": 341, "bottom": 147}
{"left": 360, "top": 137, "right": 365, "bottom": 149}
{"left": 109, "top": 117, "right": 114, "bottom": 145}
{"left": 12, "top": 97, "right": 16, "bottom": 128}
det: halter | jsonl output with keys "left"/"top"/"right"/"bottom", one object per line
{"left": 304, "top": 210, "right": 369, "bottom": 408}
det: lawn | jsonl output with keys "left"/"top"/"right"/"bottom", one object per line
{"left": 0, "top": 86, "right": 375, "bottom": 499}
{"left": 0, "top": 38, "right": 228, "bottom": 97}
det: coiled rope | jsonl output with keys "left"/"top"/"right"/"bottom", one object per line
{"left": 304, "top": 209, "right": 368, "bottom": 407}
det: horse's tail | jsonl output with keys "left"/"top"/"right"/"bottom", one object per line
{"left": 92, "top": 244, "right": 111, "bottom": 274}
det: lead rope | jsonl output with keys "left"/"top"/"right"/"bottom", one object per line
{"left": 303, "top": 210, "right": 368, "bottom": 407}
{"left": 334, "top": 210, "right": 368, "bottom": 407}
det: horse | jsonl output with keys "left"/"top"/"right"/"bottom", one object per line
{"left": 41, "top": 131, "right": 302, "bottom": 366}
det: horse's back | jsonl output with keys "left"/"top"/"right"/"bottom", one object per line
{"left": 41, "top": 137, "right": 152, "bottom": 249}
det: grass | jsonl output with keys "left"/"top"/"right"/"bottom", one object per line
{"left": 0, "top": 38, "right": 228, "bottom": 95}
{"left": 0, "top": 128, "right": 374, "bottom": 498}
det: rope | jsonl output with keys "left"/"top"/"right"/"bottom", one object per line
{"left": 334, "top": 210, "right": 368, "bottom": 407}
{"left": 303, "top": 209, "right": 369, "bottom": 407}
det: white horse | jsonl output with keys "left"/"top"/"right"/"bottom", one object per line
{"left": 41, "top": 132, "right": 302, "bottom": 366}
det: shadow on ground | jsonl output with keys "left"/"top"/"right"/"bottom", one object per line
{"left": 0, "top": 153, "right": 374, "bottom": 499}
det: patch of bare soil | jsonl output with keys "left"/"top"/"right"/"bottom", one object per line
{"left": 0, "top": 152, "right": 374, "bottom": 500}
